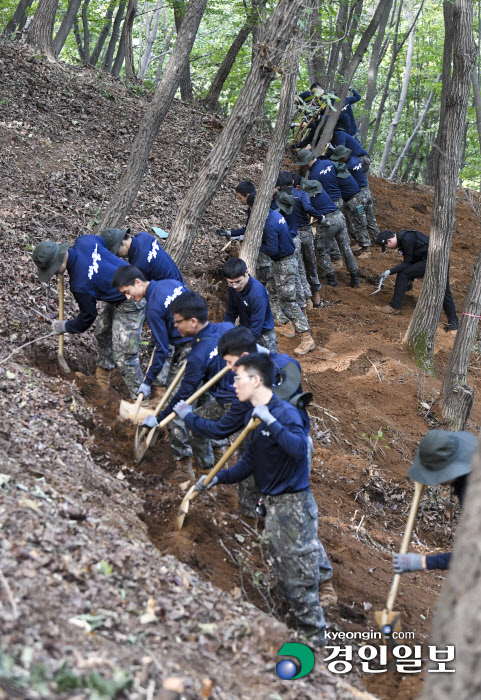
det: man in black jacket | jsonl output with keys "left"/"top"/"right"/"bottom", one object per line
{"left": 375, "top": 229, "right": 459, "bottom": 331}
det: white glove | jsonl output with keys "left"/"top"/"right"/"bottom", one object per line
{"left": 252, "top": 405, "right": 276, "bottom": 426}
{"left": 380, "top": 270, "right": 391, "bottom": 282}
{"left": 195, "top": 475, "right": 218, "bottom": 492}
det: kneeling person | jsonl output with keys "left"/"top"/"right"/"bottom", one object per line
{"left": 195, "top": 353, "right": 331, "bottom": 646}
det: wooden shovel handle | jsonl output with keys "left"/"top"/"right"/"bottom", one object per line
{"left": 58, "top": 274, "right": 65, "bottom": 356}
{"left": 132, "top": 349, "right": 156, "bottom": 420}
{"left": 157, "top": 364, "right": 230, "bottom": 429}
{"left": 385, "top": 481, "right": 424, "bottom": 613}
{"left": 152, "top": 360, "right": 187, "bottom": 417}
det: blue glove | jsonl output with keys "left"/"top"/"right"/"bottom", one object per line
{"left": 174, "top": 400, "right": 193, "bottom": 420}
{"left": 392, "top": 553, "right": 424, "bottom": 574}
{"left": 216, "top": 228, "right": 231, "bottom": 237}
{"left": 137, "top": 382, "right": 151, "bottom": 397}
{"left": 380, "top": 270, "right": 391, "bottom": 283}
{"left": 142, "top": 415, "right": 158, "bottom": 429}
{"left": 252, "top": 405, "right": 276, "bottom": 426}
{"left": 52, "top": 320, "right": 67, "bottom": 334}
{"left": 195, "top": 474, "right": 219, "bottom": 492}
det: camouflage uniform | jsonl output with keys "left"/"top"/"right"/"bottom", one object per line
{"left": 95, "top": 298, "right": 146, "bottom": 398}
{"left": 188, "top": 397, "right": 229, "bottom": 471}
{"left": 293, "top": 235, "right": 311, "bottom": 301}
{"left": 342, "top": 193, "right": 371, "bottom": 248}
{"left": 258, "top": 328, "right": 278, "bottom": 353}
{"left": 298, "top": 226, "right": 321, "bottom": 293}
{"left": 264, "top": 490, "right": 330, "bottom": 642}
{"left": 361, "top": 185, "right": 379, "bottom": 241}
{"left": 267, "top": 255, "right": 310, "bottom": 333}
{"left": 163, "top": 343, "right": 195, "bottom": 461}
{"left": 256, "top": 251, "right": 272, "bottom": 287}
{"left": 316, "top": 210, "right": 358, "bottom": 277}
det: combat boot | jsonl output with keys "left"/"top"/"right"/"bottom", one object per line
{"left": 274, "top": 320, "right": 295, "bottom": 338}
{"left": 326, "top": 273, "right": 338, "bottom": 287}
{"left": 172, "top": 458, "right": 195, "bottom": 483}
{"left": 294, "top": 332, "right": 315, "bottom": 355}
{"left": 95, "top": 367, "right": 111, "bottom": 391}
{"left": 349, "top": 274, "right": 360, "bottom": 288}
{"left": 319, "top": 579, "right": 338, "bottom": 608}
{"left": 357, "top": 246, "right": 371, "bottom": 260}
{"left": 305, "top": 297, "right": 314, "bottom": 311}
{"left": 312, "top": 290, "right": 321, "bottom": 307}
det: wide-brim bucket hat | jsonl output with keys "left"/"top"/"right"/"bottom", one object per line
{"left": 100, "top": 228, "right": 130, "bottom": 254}
{"left": 32, "top": 241, "right": 71, "bottom": 283}
{"left": 408, "top": 430, "right": 477, "bottom": 485}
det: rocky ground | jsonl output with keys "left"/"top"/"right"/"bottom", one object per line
{"left": 1, "top": 41, "right": 481, "bottom": 700}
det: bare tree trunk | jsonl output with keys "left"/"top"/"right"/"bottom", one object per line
{"left": 102, "top": 0, "right": 126, "bottom": 72}
{"left": 358, "top": 0, "right": 393, "bottom": 145}
{"left": 311, "top": 0, "right": 389, "bottom": 158}
{"left": 325, "top": 1, "right": 348, "bottom": 85}
{"left": 174, "top": 1, "right": 193, "bottom": 101}
{"left": 203, "top": 24, "right": 252, "bottom": 111}
{"left": 3, "top": 0, "right": 34, "bottom": 39}
{"left": 241, "top": 35, "right": 303, "bottom": 273}
{"left": 52, "top": 0, "right": 82, "bottom": 55}
{"left": 420, "top": 441, "right": 481, "bottom": 697}
{"left": 305, "top": 0, "right": 326, "bottom": 84}
{"left": 153, "top": 23, "right": 174, "bottom": 88}
{"left": 138, "top": 0, "right": 162, "bottom": 79}
{"left": 95, "top": 0, "right": 209, "bottom": 231}
{"left": 470, "top": 68, "right": 481, "bottom": 153}
{"left": 378, "top": 4, "right": 416, "bottom": 175}
{"left": 111, "top": 26, "right": 125, "bottom": 75}
{"left": 25, "top": 0, "right": 59, "bottom": 57}
{"left": 123, "top": 0, "right": 137, "bottom": 80}
{"left": 405, "top": 0, "right": 476, "bottom": 372}
{"left": 165, "top": 0, "right": 309, "bottom": 268}
{"left": 389, "top": 86, "right": 436, "bottom": 179}
{"left": 89, "top": 0, "right": 116, "bottom": 66}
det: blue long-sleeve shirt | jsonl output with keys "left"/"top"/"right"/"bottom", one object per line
{"left": 224, "top": 275, "right": 274, "bottom": 337}
{"left": 231, "top": 208, "right": 251, "bottom": 238}
{"left": 342, "top": 89, "right": 362, "bottom": 135}
{"left": 128, "top": 232, "right": 184, "bottom": 283}
{"left": 292, "top": 188, "right": 323, "bottom": 228}
{"left": 216, "top": 397, "right": 310, "bottom": 495}
{"left": 332, "top": 131, "right": 368, "bottom": 158}
{"left": 331, "top": 162, "right": 361, "bottom": 200}
{"left": 272, "top": 191, "right": 298, "bottom": 237}
{"left": 309, "top": 159, "right": 342, "bottom": 202}
{"left": 65, "top": 235, "right": 127, "bottom": 334}
{"left": 346, "top": 155, "right": 368, "bottom": 188}
{"left": 260, "top": 208, "right": 295, "bottom": 260}
{"left": 143, "top": 280, "right": 191, "bottom": 386}
{"left": 184, "top": 351, "right": 310, "bottom": 439}
{"left": 158, "top": 321, "right": 236, "bottom": 420}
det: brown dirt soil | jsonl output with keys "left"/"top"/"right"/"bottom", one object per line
{"left": 2, "top": 42, "right": 481, "bottom": 699}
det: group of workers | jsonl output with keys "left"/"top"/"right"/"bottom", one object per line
{"left": 30, "top": 83, "right": 464, "bottom": 649}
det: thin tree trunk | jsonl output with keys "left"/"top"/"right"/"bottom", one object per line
{"left": 311, "top": 0, "right": 389, "bottom": 158}
{"left": 123, "top": 0, "right": 137, "bottom": 80}
{"left": 405, "top": 0, "right": 476, "bottom": 373}
{"left": 74, "top": 18, "right": 85, "bottom": 61}
{"left": 111, "top": 25, "right": 125, "bottom": 75}
{"left": 358, "top": 0, "right": 393, "bottom": 145}
{"left": 102, "top": 0, "right": 126, "bottom": 72}
{"left": 203, "top": 24, "right": 252, "bottom": 111}
{"left": 306, "top": 0, "right": 325, "bottom": 84}
{"left": 153, "top": 24, "right": 174, "bottom": 87}
{"left": 241, "top": 35, "right": 303, "bottom": 273}
{"left": 89, "top": 0, "right": 116, "bottom": 66}
{"left": 80, "top": 0, "right": 90, "bottom": 63}
{"left": 25, "top": 0, "right": 59, "bottom": 57}
{"left": 138, "top": 0, "right": 162, "bottom": 79}
{"left": 165, "top": 0, "right": 310, "bottom": 268}
{"left": 52, "top": 0, "right": 82, "bottom": 55}
{"left": 325, "top": 1, "right": 348, "bottom": 85}
{"left": 470, "top": 68, "right": 481, "bottom": 154}
{"left": 378, "top": 4, "right": 416, "bottom": 175}
{"left": 174, "top": 2, "right": 193, "bottom": 101}
{"left": 441, "top": 249, "right": 481, "bottom": 429}
{"left": 389, "top": 87, "right": 436, "bottom": 179}
{"left": 95, "top": 0, "right": 209, "bottom": 231}
{"left": 3, "top": 0, "right": 34, "bottom": 39}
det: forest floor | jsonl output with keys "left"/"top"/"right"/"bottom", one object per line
{"left": 1, "top": 42, "right": 481, "bottom": 700}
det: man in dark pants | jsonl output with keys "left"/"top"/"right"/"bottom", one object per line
{"left": 195, "top": 352, "right": 332, "bottom": 646}
{"left": 375, "top": 230, "right": 459, "bottom": 331}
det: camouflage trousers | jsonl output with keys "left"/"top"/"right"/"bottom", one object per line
{"left": 256, "top": 251, "right": 272, "bottom": 287}
{"left": 267, "top": 255, "right": 310, "bottom": 333}
{"left": 264, "top": 491, "right": 331, "bottom": 639}
{"left": 95, "top": 298, "right": 146, "bottom": 399}
{"left": 293, "top": 235, "right": 311, "bottom": 301}
{"left": 342, "top": 193, "right": 371, "bottom": 248}
{"left": 360, "top": 185, "right": 379, "bottom": 241}
{"left": 298, "top": 226, "right": 321, "bottom": 293}
{"left": 316, "top": 210, "right": 358, "bottom": 277}
{"left": 258, "top": 328, "right": 278, "bottom": 353}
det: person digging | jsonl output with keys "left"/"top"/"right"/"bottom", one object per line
{"left": 393, "top": 429, "right": 476, "bottom": 574}
{"left": 32, "top": 236, "right": 145, "bottom": 398}
{"left": 194, "top": 352, "right": 334, "bottom": 645}
{"left": 374, "top": 230, "right": 459, "bottom": 331}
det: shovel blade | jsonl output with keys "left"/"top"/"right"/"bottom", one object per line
{"left": 58, "top": 353, "right": 71, "bottom": 374}
{"left": 374, "top": 608, "right": 402, "bottom": 636}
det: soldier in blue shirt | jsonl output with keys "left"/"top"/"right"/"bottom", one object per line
{"left": 334, "top": 145, "right": 380, "bottom": 242}
{"left": 195, "top": 353, "right": 333, "bottom": 646}
{"left": 100, "top": 228, "right": 184, "bottom": 283}
{"left": 332, "top": 130, "right": 371, "bottom": 172}
{"left": 32, "top": 236, "right": 145, "bottom": 398}
{"left": 142, "top": 291, "right": 237, "bottom": 480}
{"left": 291, "top": 173, "right": 323, "bottom": 305}
{"left": 339, "top": 87, "right": 362, "bottom": 137}
{"left": 222, "top": 258, "right": 277, "bottom": 352}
